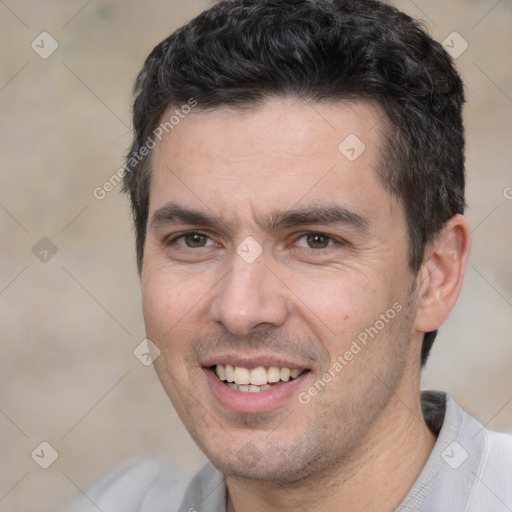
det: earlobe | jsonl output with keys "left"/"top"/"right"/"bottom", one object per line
{"left": 414, "top": 215, "right": 471, "bottom": 333}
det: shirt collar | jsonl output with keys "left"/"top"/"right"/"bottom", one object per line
{"left": 396, "top": 390, "right": 486, "bottom": 511}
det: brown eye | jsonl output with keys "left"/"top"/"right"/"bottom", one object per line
{"left": 184, "top": 233, "right": 207, "bottom": 247}
{"left": 305, "top": 233, "right": 332, "bottom": 249}
{"left": 174, "top": 232, "right": 213, "bottom": 248}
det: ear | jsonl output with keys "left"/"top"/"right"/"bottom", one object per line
{"left": 414, "top": 214, "right": 471, "bottom": 333}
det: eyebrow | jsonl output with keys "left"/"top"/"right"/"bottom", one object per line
{"left": 263, "top": 205, "right": 369, "bottom": 233}
{"left": 149, "top": 202, "right": 369, "bottom": 234}
{"left": 150, "top": 203, "right": 229, "bottom": 231}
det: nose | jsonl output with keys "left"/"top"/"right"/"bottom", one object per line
{"left": 209, "top": 252, "right": 290, "bottom": 337}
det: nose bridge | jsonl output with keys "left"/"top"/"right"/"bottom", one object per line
{"left": 210, "top": 252, "right": 288, "bottom": 335}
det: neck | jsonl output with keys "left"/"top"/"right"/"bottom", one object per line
{"left": 226, "top": 385, "right": 436, "bottom": 512}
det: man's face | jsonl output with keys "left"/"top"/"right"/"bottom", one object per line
{"left": 142, "top": 98, "right": 421, "bottom": 482}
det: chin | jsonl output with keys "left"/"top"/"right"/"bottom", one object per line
{"left": 198, "top": 433, "right": 329, "bottom": 485}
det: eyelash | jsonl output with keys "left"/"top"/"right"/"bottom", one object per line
{"left": 168, "top": 231, "right": 216, "bottom": 247}
{"left": 167, "top": 231, "right": 345, "bottom": 250}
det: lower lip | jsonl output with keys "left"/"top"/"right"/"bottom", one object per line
{"left": 203, "top": 368, "right": 310, "bottom": 413}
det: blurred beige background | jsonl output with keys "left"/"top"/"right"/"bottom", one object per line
{"left": 0, "top": 1, "right": 511, "bottom": 510}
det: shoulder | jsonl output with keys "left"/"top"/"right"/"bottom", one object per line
{"left": 61, "top": 458, "right": 189, "bottom": 512}
{"left": 485, "top": 428, "right": 512, "bottom": 459}
{"left": 480, "top": 428, "right": 512, "bottom": 482}
{"left": 469, "top": 426, "right": 512, "bottom": 510}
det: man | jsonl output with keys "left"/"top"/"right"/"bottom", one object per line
{"left": 69, "top": 0, "right": 512, "bottom": 510}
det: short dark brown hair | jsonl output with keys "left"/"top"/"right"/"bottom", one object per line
{"left": 123, "top": 0, "right": 466, "bottom": 365}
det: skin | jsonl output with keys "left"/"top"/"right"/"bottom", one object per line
{"left": 141, "top": 97, "right": 470, "bottom": 512}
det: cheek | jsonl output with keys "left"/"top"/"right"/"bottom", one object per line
{"left": 141, "top": 275, "right": 173, "bottom": 340}
{"left": 142, "top": 272, "right": 205, "bottom": 391}
{"left": 141, "top": 268, "right": 213, "bottom": 348}
{"left": 291, "top": 271, "right": 373, "bottom": 323}
{"left": 290, "top": 269, "right": 403, "bottom": 354}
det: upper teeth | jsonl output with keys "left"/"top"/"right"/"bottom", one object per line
{"left": 215, "top": 364, "right": 304, "bottom": 386}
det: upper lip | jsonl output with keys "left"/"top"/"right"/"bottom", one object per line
{"left": 201, "top": 353, "right": 311, "bottom": 370}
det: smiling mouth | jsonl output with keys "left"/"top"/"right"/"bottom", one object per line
{"left": 212, "top": 364, "right": 308, "bottom": 393}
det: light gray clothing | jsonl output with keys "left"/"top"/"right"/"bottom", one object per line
{"left": 64, "top": 391, "right": 512, "bottom": 511}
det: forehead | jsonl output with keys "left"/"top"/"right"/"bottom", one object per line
{"left": 148, "top": 97, "right": 396, "bottom": 226}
